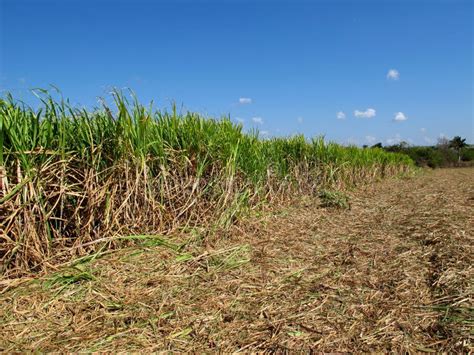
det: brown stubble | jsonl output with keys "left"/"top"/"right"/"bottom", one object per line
{"left": 0, "top": 168, "right": 471, "bottom": 352}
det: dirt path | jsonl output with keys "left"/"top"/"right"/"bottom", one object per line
{"left": 1, "top": 168, "right": 472, "bottom": 352}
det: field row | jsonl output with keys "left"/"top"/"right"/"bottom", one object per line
{"left": 0, "top": 91, "right": 413, "bottom": 275}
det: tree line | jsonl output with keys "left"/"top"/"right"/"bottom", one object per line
{"left": 364, "top": 136, "right": 473, "bottom": 168}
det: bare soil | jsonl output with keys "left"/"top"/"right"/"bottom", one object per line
{"left": 1, "top": 168, "right": 472, "bottom": 352}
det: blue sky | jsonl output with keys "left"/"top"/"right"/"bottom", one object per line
{"left": 1, "top": 0, "right": 472, "bottom": 145}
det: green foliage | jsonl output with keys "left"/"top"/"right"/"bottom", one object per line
{"left": 460, "top": 146, "right": 474, "bottom": 162}
{"left": 449, "top": 136, "right": 468, "bottom": 161}
{"left": 44, "top": 268, "right": 95, "bottom": 288}
{"left": 449, "top": 136, "right": 467, "bottom": 151}
{"left": 0, "top": 89, "right": 414, "bottom": 273}
{"left": 0, "top": 89, "right": 413, "bottom": 187}
{"left": 318, "top": 189, "right": 350, "bottom": 209}
{"left": 383, "top": 140, "right": 472, "bottom": 168}
{"left": 405, "top": 146, "right": 451, "bottom": 168}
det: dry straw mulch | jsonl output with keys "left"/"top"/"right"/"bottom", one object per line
{"left": 1, "top": 168, "right": 472, "bottom": 352}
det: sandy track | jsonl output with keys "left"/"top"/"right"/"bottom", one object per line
{"left": 1, "top": 168, "right": 472, "bottom": 352}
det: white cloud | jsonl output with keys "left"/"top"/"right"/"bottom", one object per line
{"left": 423, "top": 136, "right": 434, "bottom": 144}
{"left": 239, "top": 97, "right": 252, "bottom": 104}
{"left": 347, "top": 137, "right": 359, "bottom": 145}
{"left": 336, "top": 111, "right": 346, "bottom": 120}
{"left": 387, "top": 69, "right": 399, "bottom": 80}
{"left": 252, "top": 116, "right": 263, "bottom": 124}
{"left": 365, "top": 135, "right": 376, "bottom": 145}
{"left": 235, "top": 117, "right": 245, "bottom": 123}
{"left": 354, "top": 108, "right": 376, "bottom": 118}
{"left": 297, "top": 116, "right": 303, "bottom": 124}
{"left": 393, "top": 112, "right": 408, "bottom": 122}
{"left": 260, "top": 130, "right": 270, "bottom": 137}
{"left": 386, "top": 133, "right": 402, "bottom": 145}
{"left": 420, "top": 128, "right": 433, "bottom": 144}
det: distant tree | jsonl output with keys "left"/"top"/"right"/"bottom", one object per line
{"left": 371, "top": 142, "right": 383, "bottom": 148}
{"left": 449, "top": 136, "right": 467, "bottom": 162}
{"left": 399, "top": 141, "right": 410, "bottom": 149}
{"left": 437, "top": 136, "right": 449, "bottom": 149}
{"left": 362, "top": 144, "right": 368, "bottom": 149}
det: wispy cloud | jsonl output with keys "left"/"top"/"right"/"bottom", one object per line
{"left": 354, "top": 108, "right": 376, "bottom": 119}
{"left": 423, "top": 136, "right": 434, "bottom": 144}
{"left": 386, "top": 133, "right": 402, "bottom": 145}
{"left": 387, "top": 69, "right": 399, "bottom": 80}
{"left": 393, "top": 112, "right": 408, "bottom": 122}
{"left": 420, "top": 128, "right": 433, "bottom": 144}
{"left": 365, "top": 135, "right": 377, "bottom": 145}
{"left": 336, "top": 111, "right": 346, "bottom": 120}
{"left": 235, "top": 117, "right": 245, "bottom": 124}
{"left": 239, "top": 97, "right": 252, "bottom": 104}
{"left": 260, "top": 130, "right": 270, "bottom": 137}
{"left": 297, "top": 116, "right": 303, "bottom": 124}
{"left": 252, "top": 116, "right": 263, "bottom": 124}
{"left": 347, "top": 137, "right": 359, "bottom": 145}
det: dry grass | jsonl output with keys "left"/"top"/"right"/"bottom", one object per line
{"left": 0, "top": 168, "right": 472, "bottom": 352}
